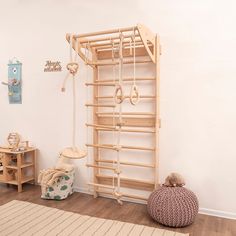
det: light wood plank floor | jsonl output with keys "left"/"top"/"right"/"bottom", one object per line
{"left": 0, "top": 184, "right": 235, "bottom": 236}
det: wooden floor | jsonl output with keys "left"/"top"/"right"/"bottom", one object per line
{"left": 0, "top": 184, "right": 235, "bottom": 236}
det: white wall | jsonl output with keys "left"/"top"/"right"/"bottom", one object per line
{"left": 0, "top": 0, "right": 236, "bottom": 218}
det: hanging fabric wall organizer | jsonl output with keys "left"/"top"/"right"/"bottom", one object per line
{"left": 2, "top": 58, "right": 22, "bottom": 104}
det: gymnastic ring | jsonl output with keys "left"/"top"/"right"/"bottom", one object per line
{"left": 130, "top": 84, "right": 140, "bottom": 105}
{"left": 114, "top": 85, "right": 124, "bottom": 104}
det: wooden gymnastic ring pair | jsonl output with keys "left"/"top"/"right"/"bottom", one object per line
{"left": 114, "top": 85, "right": 124, "bottom": 104}
{"left": 130, "top": 84, "right": 140, "bottom": 105}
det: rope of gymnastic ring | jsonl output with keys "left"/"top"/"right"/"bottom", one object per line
{"left": 129, "top": 28, "right": 140, "bottom": 105}
{"left": 114, "top": 32, "right": 124, "bottom": 104}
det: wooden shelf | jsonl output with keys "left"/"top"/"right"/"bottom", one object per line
{"left": 6, "top": 162, "right": 34, "bottom": 170}
{"left": 7, "top": 176, "right": 34, "bottom": 185}
{"left": 0, "top": 148, "right": 36, "bottom": 154}
{"left": 0, "top": 148, "right": 37, "bottom": 192}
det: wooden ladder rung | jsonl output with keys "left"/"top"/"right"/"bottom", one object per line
{"left": 94, "top": 40, "right": 145, "bottom": 50}
{"left": 88, "top": 182, "right": 115, "bottom": 190}
{"left": 86, "top": 143, "right": 155, "bottom": 151}
{"left": 95, "top": 77, "right": 156, "bottom": 83}
{"left": 97, "top": 160, "right": 154, "bottom": 168}
{"left": 122, "top": 145, "right": 155, "bottom": 151}
{"left": 79, "top": 32, "right": 140, "bottom": 44}
{"left": 86, "top": 164, "right": 116, "bottom": 171}
{"left": 125, "top": 59, "right": 152, "bottom": 65}
{"left": 91, "top": 38, "right": 143, "bottom": 49}
{"left": 85, "top": 83, "right": 115, "bottom": 87}
{"left": 88, "top": 59, "right": 152, "bottom": 66}
{"left": 95, "top": 127, "right": 155, "bottom": 134}
{"left": 86, "top": 123, "right": 117, "bottom": 130}
{"left": 87, "top": 124, "right": 155, "bottom": 133}
{"left": 87, "top": 62, "right": 117, "bottom": 66}
{"left": 96, "top": 95, "right": 155, "bottom": 99}
{"left": 85, "top": 104, "right": 116, "bottom": 108}
{"left": 96, "top": 112, "right": 155, "bottom": 116}
{"left": 74, "top": 26, "right": 138, "bottom": 38}
{"left": 86, "top": 144, "right": 118, "bottom": 151}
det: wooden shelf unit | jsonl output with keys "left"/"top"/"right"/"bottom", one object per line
{"left": 0, "top": 148, "right": 37, "bottom": 192}
{"left": 66, "top": 24, "right": 161, "bottom": 203}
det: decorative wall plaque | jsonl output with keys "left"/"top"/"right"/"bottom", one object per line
{"left": 44, "top": 61, "right": 62, "bottom": 72}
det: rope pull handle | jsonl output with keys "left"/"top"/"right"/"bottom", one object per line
{"left": 67, "top": 62, "right": 79, "bottom": 76}
{"left": 130, "top": 84, "right": 140, "bottom": 105}
{"left": 114, "top": 85, "right": 124, "bottom": 104}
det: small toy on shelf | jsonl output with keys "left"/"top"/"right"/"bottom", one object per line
{"left": 5, "top": 133, "right": 30, "bottom": 152}
{"left": 7, "top": 133, "right": 20, "bottom": 150}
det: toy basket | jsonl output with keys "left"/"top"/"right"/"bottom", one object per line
{"left": 41, "top": 169, "right": 75, "bottom": 200}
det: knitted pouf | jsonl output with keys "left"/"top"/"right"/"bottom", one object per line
{"left": 147, "top": 186, "right": 199, "bottom": 227}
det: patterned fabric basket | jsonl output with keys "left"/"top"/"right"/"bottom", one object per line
{"left": 41, "top": 170, "right": 75, "bottom": 200}
{"left": 147, "top": 186, "right": 199, "bottom": 227}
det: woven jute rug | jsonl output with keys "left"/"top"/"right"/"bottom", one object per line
{"left": 0, "top": 200, "right": 189, "bottom": 236}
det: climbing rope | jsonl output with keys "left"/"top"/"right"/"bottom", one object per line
{"left": 114, "top": 32, "right": 125, "bottom": 204}
{"left": 60, "top": 34, "right": 86, "bottom": 159}
{"left": 111, "top": 38, "right": 117, "bottom": 190}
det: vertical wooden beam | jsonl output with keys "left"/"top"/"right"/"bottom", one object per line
{"left": 33, "top": 150, "right": 37, "bottom": 184}
{"left": 154, "top": 35, "right": 161, "bottom": 189}
{"left": 92, "top": 49, "right": 99, "bottom": 198}
{"left": 17, "top": 153, "right": 22, "bottom": 192}
{"left": 2, "top": 153, "right": 6, "bottom": 182}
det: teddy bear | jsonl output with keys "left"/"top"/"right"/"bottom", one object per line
{"left": 163, "top": 172, "right": 186, "bottom": 187}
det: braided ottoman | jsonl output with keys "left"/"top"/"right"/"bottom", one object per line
{"left": 147, "top": 186, "right": 199, "bottom": 227}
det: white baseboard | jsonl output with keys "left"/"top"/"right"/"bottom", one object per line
{"left": 74, "top": 186, "right": 236, "bottom": 220}
{"left": 199, "top": 208, "right": 236, "bottom": 220}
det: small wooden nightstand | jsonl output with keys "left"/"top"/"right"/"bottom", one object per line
{"left": 0, "top": 148, "right": 37, "bottom": 192}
